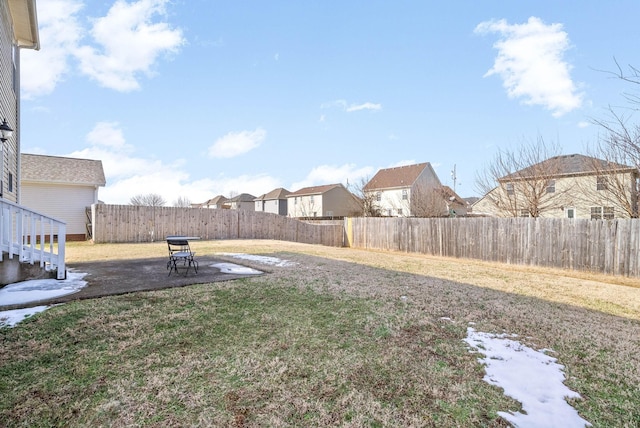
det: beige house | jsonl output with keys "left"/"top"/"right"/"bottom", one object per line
{"left": 473, "top": 154, "right": 638, "bottom": 219}
{"left": 363, "top": 162, "right": 444, "bottom": 217}
{"left": 198, "top": 195, "right": 228, "bottom": 209}
{"left": 21, "top": 154, "right": 106, "bottom": 240}
{"left": 254, "top": 187, "right": 290, "bottom": 215}
{"left": 288, "top": 183, "right": 360, "bottom": 218}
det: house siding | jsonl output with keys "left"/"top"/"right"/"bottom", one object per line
{"left": 473, "top": 171, "right": 637, "bottom": 219}
{"left": 377, "top": 188, "right": 411, "bottom": 216}
{"left": 0, "top": 1, "right": 19, "bottom": 203}
{"left": 323, "top": 186, "right": 360, "bottom": 217}
{"left": 21, "top": 182, "right": 97, "bottom": 237}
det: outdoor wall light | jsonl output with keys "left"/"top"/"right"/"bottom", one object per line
{"left": 0, "top": 118, "right": 13, "bottom": 143}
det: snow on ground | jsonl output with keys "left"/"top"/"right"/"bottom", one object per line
{"left": 210, "top": 262, "right": 263, "bottom": 275}
{"left": 464, "top": 326, "right": 592, "bottom": 428}
{"left": 216, "top": 253, "right": 296, "bottom": 267}
{"left": 0, "top": 271, "right": 88, "bottom": 328}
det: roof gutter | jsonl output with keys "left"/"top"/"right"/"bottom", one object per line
{"left": 8, "top": 0, "right": 40, "bottom": 50}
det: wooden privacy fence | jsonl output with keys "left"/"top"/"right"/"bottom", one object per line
{"left": 90, "top": 204, "right": 344, "bottom": 247}
{"left": 91, "top": 205, "right": 640, "bottom": 277}
{"left": 347, "top": 217, "right": 640, "bottom": 277}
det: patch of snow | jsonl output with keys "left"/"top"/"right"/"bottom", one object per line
{"left": 464, "top": 327, "right": 591, "bottom": 428}
{"left": 0, "top": 271, "right": 88, "bottom": 306}
{"left": 211, "top": 262, "right": 263, "bottom": 275}
{"left": 216, "top": 253, "right": 296, "bottom": 267}
{"left": 0, "top": 306, "right": 49, "bottom": 328}
{"left": 0, "top": 271, "right": 88, "bottom": 328}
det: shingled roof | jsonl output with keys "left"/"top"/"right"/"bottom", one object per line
{"left": 255, "top": 187, "right": 291, "bottom": 200}
{"left": 21, "top": 153, "right": 106, "bottom": 186}
{"left": 289, "top": 184, "right": 344, "bottom": 196}
{"left": 500, "top": 154, "right": 635, "bottom": 181}
{"left": 363, "top": 162, "right": 431, "bottom": 191}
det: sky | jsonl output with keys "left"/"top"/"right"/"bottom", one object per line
{"left": 0, "top": 257, "right": 591, "bottom": 426}
{"left": 17, "top": 0, "right": 640, "bottom": 204}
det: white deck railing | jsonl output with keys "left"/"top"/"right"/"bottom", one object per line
{"left": 0, "top": 199, "right": 66, "bottom": 279}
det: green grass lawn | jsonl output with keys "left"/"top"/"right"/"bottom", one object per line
{"left": 1, "top": 240, "right": 639, "bottom": 427}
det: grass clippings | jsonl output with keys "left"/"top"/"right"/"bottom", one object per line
{"left": 1, "top": 239, "right": 639, "bottom": 427}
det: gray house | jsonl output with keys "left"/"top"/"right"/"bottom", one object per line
{"left": 227, "top": 193, "right": 256, "bottom": 211}
{"left": 21, "top": 154, "right": 106, "bottom": 240}
{"left": 254, "top": 188, "right": 290, "bottom": 215}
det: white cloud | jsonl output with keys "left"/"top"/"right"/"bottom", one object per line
{"left": 346, "top": 102, "right": 382, "bottom": 112}
{"left": 475, "top": 17, "right": 584, "bottom": 117}
{"left": 75, "top": 0, "right": 185, "bottom": 91}
{"left": 20, "top": 0, "right": 85, "bottom": 99}
{"left": 21, "top": 0, "right": 184, "bottom": 96}
{"left": 321, "top": 100, "right": 382, "bottom": 112}
{"left": 208, "top": 128, "right": 266, "bottom": 159}
{"left": 291, "top": 163, "right": 375, "bottom": 191}
{"left": 65, "top": 122, "right": 279, "bottom": 205}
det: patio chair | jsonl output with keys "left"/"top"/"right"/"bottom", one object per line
{"left": 166, "top": 238, "right": 198, "bottom": 276}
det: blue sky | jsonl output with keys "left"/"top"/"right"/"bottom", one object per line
{"left": 19, "top": 0, "right": 640, "bottom": 204}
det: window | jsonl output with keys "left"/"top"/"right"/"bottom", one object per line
{"left": 603, "top": 207, "right": 614, "bottom": 220}
{"left": 310, "top": 195, "right": 314, "bottom": 203}
{"left": 546, "top": 179, "right": 556, "bottom": 193}
{"left": 397, "top": 208, "right": 403, "bottom": 215}
{"left": 506, "top": 183, "right": 514, "bottom": 195}
{"left": 596, "top": 176, "right": 607, "bottom": 191}
{"left": 402, "top": 189, "right": 408, "bottom": 200}
{"left": 376, "top": 192, "right": 381, "bottom": 202}
{"left": 566, "top": 207, "right": 575, "bottom": 219}
{"left": 591, "top": 206, "right": 614, "bottom": 220}
{"left": 8, "top": 173, "right": 12, "bottom": 193}
{"left": 519, "top": 209, "right": 530, "bottom": 218}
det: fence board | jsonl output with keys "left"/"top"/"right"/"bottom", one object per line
{"left": 348, "top": 217, "right": 640, "bottom": 277}
{"left": 92, "top": 205, "right": 343, "bottom": 247}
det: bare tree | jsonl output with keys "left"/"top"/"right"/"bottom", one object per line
{"left": 348, "top": 177, "right": 380, "bottom": 217}
{"left": 586, "top": 60, "right": 640, "bottom": 217}
{"left": 587, "top": 109, "right": 640, "bottom": 217}
{"left": 130, "top": 193, "right": 166, "bottom": 207}
{"left": 475, "top": 137, "right": 567, "bottom": 217}
{"left": 411, "top": 184, "right": 449, "bottom": 217}
{"left": 173, "top": 196, "right": 192, "bottom": 208}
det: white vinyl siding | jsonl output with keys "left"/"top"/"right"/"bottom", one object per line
{"left": 1, "top": 2, "right": 19, "bottom": 203}
{"left": 21, "top": 183, "right": 97, "bottom": 235}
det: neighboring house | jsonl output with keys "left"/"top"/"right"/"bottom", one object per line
{"left": 363, "top": 162, "right": 443, "bottom": 217}
{"left": 288, "top": 183, "right": 360, "bottom": 218}
{"left": 199, "top": 195, "right": 228, "bottom": 209}
{"left": 438, "top": 186, "right": 468, "bottom": 217}
{"left": 254, "top": 187, "right": 290, "bottom": 215}
{"left": 227, "top": 193, "right": 256, "bottom": 211}
{"left": 472, "top": 153, "right": 638, "bottom": 219}
{"left": 21, "top": 154, "right": 106, "bottom": 240}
